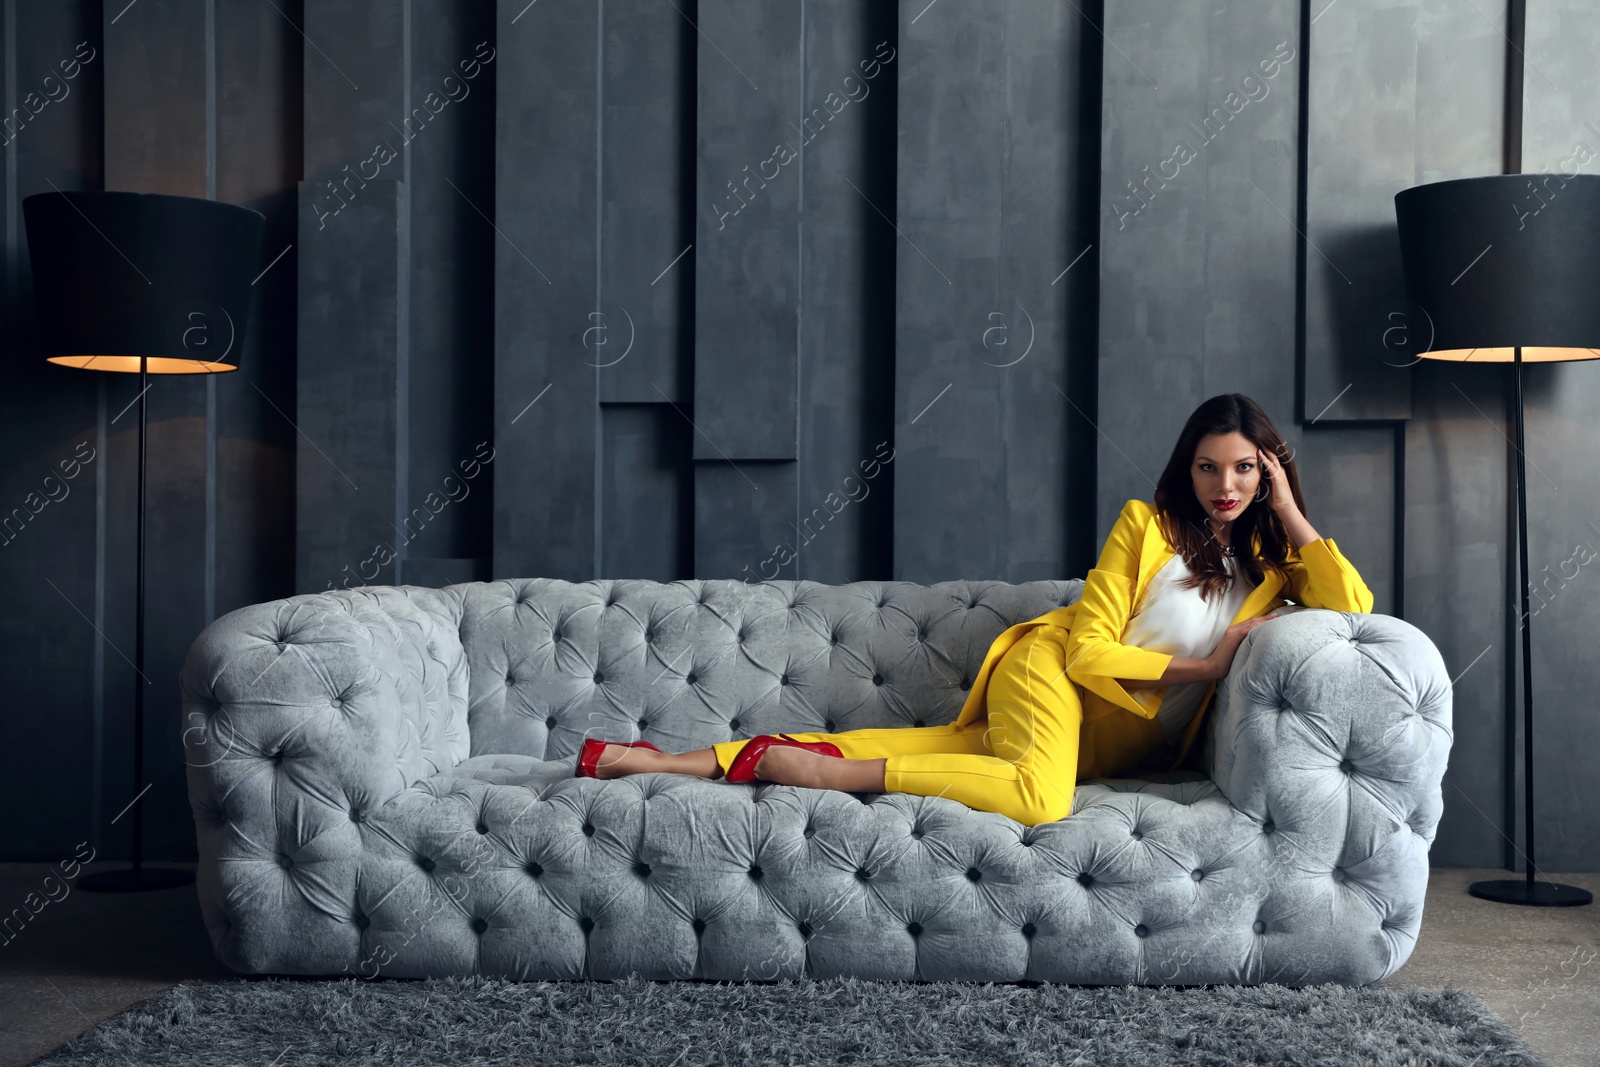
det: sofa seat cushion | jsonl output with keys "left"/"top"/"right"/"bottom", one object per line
{"left": 433, "top": 753, "right": 577, "bottom": 790}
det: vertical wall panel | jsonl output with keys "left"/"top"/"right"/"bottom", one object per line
{"left": 214, "top": 0, "right": 300, "bottom": 626}
{"left": 295, "top": 1, "right": 408, "bottom": 594}
{"left": 1304, "top": 0, "right": 1504, "bottom": 426}
{"left": 1404, "top": 370, "right": 1513, "bottom": 868}
{"left": 696, "top": 461, "right": 800, "bottom": 583}
{"left": 794, "top": 0, "right": 897, "bottom": 584}
{"left": 691, "top": 0, "right": 803, "bottom": 579}
{"left": 1509, "top": 0, "right": 1600, "bottom": 872}
{"left": 593, "top": 0, "right": 694, "bottom": 581}
{"left": 103, "top": 1, "right": 206, "bottom": 197}
{"left": 301, "top": 2, "right": 407, "bottom": 180}
{"left": 402, "top": 0, "right": 495, "bottom": 585}
{"left": 601, "top": 404, "right": 692, "bottom": 579}
{"left": 296, "top": 179, "right": 404, "bottom": 592}
{"left": 1097, "top": 0, "right": 1302, "bottom": 541}
{"left": 494, "top": 0, "right": 596, "bottom": 581}
{"left": 693, "top": 0, "right": 800, "bottom": 461}
{"left": 0, "top": 0, "right": 104, "bottom": 858}
{"left": 598, "top": 0, "right": 693, "bottom": 406}
{"left": 1304, "top": 1, "right": 1417, "bottom": 425}
{"left": 893, "top": 0, "right": 1092, "bottom": 584}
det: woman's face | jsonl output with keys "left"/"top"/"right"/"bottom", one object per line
{"left": 1191, "top": 431, "right": 1262, "bottom": 530}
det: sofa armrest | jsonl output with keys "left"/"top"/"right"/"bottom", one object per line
{"left": 179, "top": 586, "right": 470, "bottom": 970}
{"left": 1203, "top": 608, "right": 1454, "bottom": 978}
{"left": 181, "top": 585, "right": 471, "bottom": 811}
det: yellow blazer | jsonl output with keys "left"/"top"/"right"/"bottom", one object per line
{"left": 952, "top": 498, "right": 1375, "bottom": 773}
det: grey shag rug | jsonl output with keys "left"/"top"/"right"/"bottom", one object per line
{"left": 30, "top": 974, "right": 1548, "bottom": 1067}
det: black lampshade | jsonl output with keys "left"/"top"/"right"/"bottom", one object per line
{"left": 22, "top": 189, "right": 267, "bottom": 373}
{"left": 1394, "top": 173, "right": 1600, "bottom": 363}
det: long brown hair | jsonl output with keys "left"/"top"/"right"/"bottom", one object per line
{"left": 1151, "top": 393, "right": 1306, "bottom": 605}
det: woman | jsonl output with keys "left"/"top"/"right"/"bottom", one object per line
{"left": 575, "top": 393, "right": 1373, "bottom": 826}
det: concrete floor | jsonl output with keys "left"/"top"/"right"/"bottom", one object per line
{"left": 0, "top": 863, "right": 1595, "bottom": 1066}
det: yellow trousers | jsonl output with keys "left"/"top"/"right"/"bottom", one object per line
{"left": 710, "top": 625, "right": 1166, "bottom": 827}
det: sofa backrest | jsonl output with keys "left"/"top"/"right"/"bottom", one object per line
{"left": 448, "top": 577, "right": 1084, "bottom": 763}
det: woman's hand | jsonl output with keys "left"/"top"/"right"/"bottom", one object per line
{"left": 1256, "top": 445, "right": 1299, "bottom": 516}
{"left": 1204, "top": 612, "right": 1278, "bottom": 680}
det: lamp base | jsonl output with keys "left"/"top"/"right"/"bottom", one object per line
{"left": 1467, "top": 878, "right": 1592, "bottom": 907}
{"left": 78, "top": 867, "right": 194, "bottom": 893}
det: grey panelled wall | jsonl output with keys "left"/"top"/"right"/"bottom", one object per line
{"left": 0, "top": 0, "right": 1594, "bottom": 873}
{"left": 1, "top": 0, "right": 106, "bottom": 860}
{"left": 894, "top": 0, "right": 1099, "bottom": 584}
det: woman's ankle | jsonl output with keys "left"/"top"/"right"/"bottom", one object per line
{"left": 593, "top": 743, "right": 638, "bottom": 780}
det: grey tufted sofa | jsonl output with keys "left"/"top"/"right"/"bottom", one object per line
{"left": 180, "top": 577, "right": 1453, "bottom": 985}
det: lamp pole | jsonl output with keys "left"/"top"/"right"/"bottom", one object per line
{"left": 1463, "top": 350, "right": 1593, "bottom": 907}
{"left": 79, "top": 355, "right": 192, "bottom": 892}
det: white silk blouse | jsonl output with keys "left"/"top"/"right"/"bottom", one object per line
{"left": 1120, "top": 550, "right": 1257, "bottom": 741}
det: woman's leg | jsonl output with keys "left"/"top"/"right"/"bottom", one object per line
{"left": 873, "top": 626, "right": 1084, "bottom": 825}
{"left": 588, "top": 719, "right": 990, "bottom": 785}
{"left": 584, "top": 745, "right": 723, "bottom": 780}
{"left": 706, "top": 719, "right": 993, "bottom": 792}
{"left": 708, "top": 719, "right": 990, "bottom": 778}
{"left": 591, "top": 628, "right": 1086, "bottom": 825}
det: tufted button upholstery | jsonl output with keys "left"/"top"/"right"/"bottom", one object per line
{"left": 180, "top": 577, "right": 1451, "bottom": 986}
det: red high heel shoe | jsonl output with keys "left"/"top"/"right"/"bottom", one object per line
{"left": 725, "top": 733, "right": 843, "bottom": 784}
{"left": 576, "top": 738, "right": 662, "bottom": 778}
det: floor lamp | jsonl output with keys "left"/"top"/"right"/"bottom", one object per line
{"left": 1395, "top": 173, "right": 1600, "bottom": 907}
{"left": 23, "top": 190, "right": 266, "bottom": 893}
